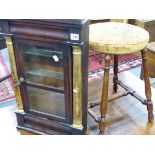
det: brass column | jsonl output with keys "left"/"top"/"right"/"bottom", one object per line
{"left": 72, "top": 46, "right": 83, "bottom": 129}
{"left": 5, "top": 36, "right": 24, "bottom": 112}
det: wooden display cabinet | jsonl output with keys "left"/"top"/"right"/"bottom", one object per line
{"left": 0, "top": 19, "right": 89, "bottom": 134}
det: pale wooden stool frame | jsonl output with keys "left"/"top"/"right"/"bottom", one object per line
{"left": 88, "top": 22, "right": 154, "bottom": 134}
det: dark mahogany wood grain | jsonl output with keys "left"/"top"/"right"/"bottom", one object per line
{"left": 0, "top": 19, "right": 89, "bottom": 135}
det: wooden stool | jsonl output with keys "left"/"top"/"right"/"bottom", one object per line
{"left": 88, "top": 22, "right": 154, "bottom": 134}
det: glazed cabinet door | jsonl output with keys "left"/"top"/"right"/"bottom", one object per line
{"left": 14, "top": 39, "right": 72, "bottom": 124}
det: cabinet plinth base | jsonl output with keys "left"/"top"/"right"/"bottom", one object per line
{"left": 16, "top": 112, "right": 86, "bottom": 135}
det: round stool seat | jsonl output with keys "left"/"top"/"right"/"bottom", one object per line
{"left": 89, "top": 22, "right": 149, "bottom": 54}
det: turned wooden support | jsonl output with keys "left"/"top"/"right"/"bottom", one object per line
{"left": 99, "top": 54, "right": 111, "bottom": 134}
{"left": 100, "top": 54, "right": 111, "bottom": 115}
{"left": 113, "top": 55, "right": 118, "bottom": 93}
{"left": 141, "top": 48, "right": 154, "bottom": 122}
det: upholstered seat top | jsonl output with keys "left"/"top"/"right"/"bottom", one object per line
{"left": 89, "top": 22, "right": 149, "bottom": 54}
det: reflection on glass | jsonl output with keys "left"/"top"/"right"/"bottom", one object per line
{"left": 27, "top": 86, "right": 65, "bottom": 118}
{"left": 22, "top": 45, "right": 66, "bottom": 118}
{"left": 22, "top": 45, "right": 64, "bottom": 90}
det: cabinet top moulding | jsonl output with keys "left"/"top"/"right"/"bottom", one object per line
{"left": 0, "top": 19, "right": 90, "bottom": 45}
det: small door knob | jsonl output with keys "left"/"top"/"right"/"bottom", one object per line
{"left": 15, "top": 77, "right": 24, "bottom": 87}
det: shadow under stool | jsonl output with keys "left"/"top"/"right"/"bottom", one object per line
{"left": 88, "top": 22, "right": 154, "bottom": 134}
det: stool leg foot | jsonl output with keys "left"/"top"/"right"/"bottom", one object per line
{"left": 113, "top": 55, "right": 118, "bottom": 93}
{"left": 147, "top": 100, "right": 154, "bottom": 122}
{"left": 99, "top": 54, "right": 111, "bottom": 134}
{"left": 99, "top": 116, "right": 106, "bottom": 135}
{"left": 141, "top": 48, "right": 154, "bottom": 122}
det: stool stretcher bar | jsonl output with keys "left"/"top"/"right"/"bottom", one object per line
{"left": 88, "top": 79, "right": 147, "bottom": 121}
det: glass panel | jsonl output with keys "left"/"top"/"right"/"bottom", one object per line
{"left": 27, "top": 86, "right": 65, "bottom": 118}
{"left": 22, "top": 45, "right": 64, "bottom": 90}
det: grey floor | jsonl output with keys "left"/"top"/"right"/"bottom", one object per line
{"left": 129, "top": 65, "right": 155, "bottom": 85}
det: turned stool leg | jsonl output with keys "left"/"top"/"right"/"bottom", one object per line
{"left": 113, "top": 55, "right": 118, "bottom": 93}
{"left": 141, "top": 48, "right": 154, "bottom": 122}
{"left": 99, "top": 54, "right": 111, "bottom": 134}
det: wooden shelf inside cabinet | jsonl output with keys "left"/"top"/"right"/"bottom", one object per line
{"left": 25, "top": 69, "right": 64, "bottom": 91}
{"left": 24, "top": 48, "right": 63, "bottom": 59}
{"left": 25, "top": 69, "right": 64, "bottom": 79}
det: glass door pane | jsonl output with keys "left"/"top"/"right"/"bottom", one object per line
{"left": 21, "top": 45, "right": 66, "bottom": 119}
{"left": 23, "top": 45, "right": 64, "bottom": 90}
{"left": 26, "top": 86, "right": 65, "bottom": 118}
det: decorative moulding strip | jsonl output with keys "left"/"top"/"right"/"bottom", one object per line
{"left": 9, "top": 23, "right": 69, "bottom": 41}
